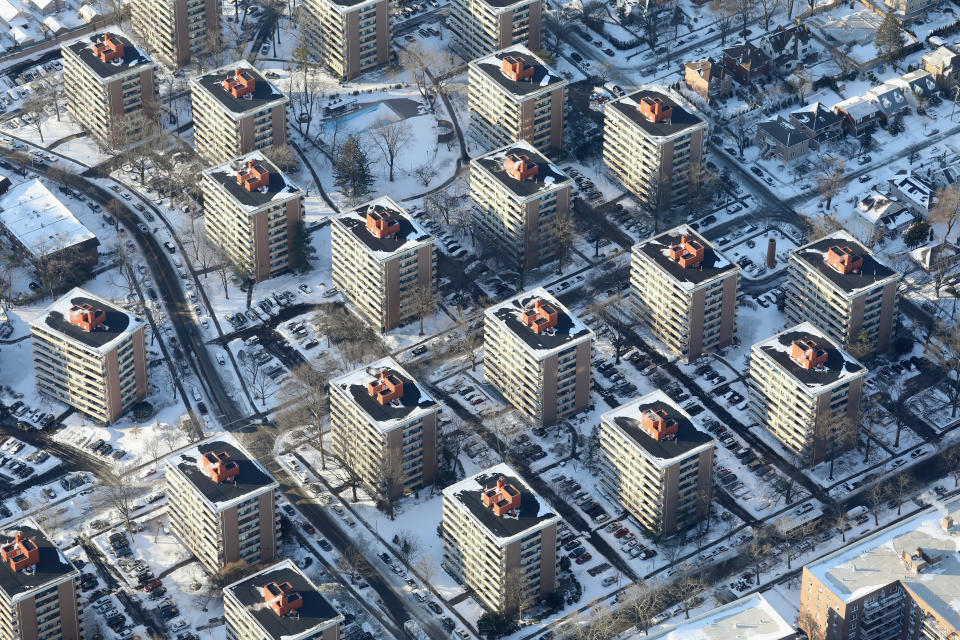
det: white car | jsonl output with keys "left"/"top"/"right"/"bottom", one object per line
{"left": 170, "top": 620, "right": 188, "bottom": 631}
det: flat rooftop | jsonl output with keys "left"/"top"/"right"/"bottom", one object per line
{"left": 473, "top": 141, "right": 571, "bottom": 200}
{"left": 752, "top": 322, "right": 866, "bottom": 393}
{"left": 225, "top": 560, "right": 342, "bottom": 640}
{"left": 634, "top": 225, "right": 738, "bottom": 290}
{"left": 334, "top": 196, "right": 433, "bottom": 261}
{"left": 607, "top": 87, "right": 706, "bottom": 139}
{"left": 202, "top": 152, "right": 303, "bottom": 211}
{"left": 0, "top": 519, "right": 77, "bottom": 602}
{"left": 65, "top": 32, "right": 152, "bottom": 80}
{"left": 33, "top": 288, "right": 141, "bottom": 354}
{"left": 639, "top": 593, "right": 796, "bottom": 640}
{"left": 791, "top": 230, "right": 899, "bottom": 296}
{"left": 167, "top": 433, "right": 277, "bottom": 511}
{"left": 0, "top": 179, "right": 97, "bottom": 259}
{"left": 470, "top": 45, "right": 566, "bottom": 98}
{"left": 443, "top": 463, "right": 557, "bottom": 543}
{"left": 193, "top": 60, "right": 287, "bottom": 116}
{"left": 602, "top": 390, "right": 714, "bottom": 463}
{"left": 331, "top": 357, "right": 439, "bottom": 433}
{"left": 485, "top": 287, "right": 593, "bottom": 360}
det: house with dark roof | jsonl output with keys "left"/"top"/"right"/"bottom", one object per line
{"left": 759, "top": 24, "right": 813, "bottom": 73}
{"left": 722, "top": 42, "right": 770, "bottom": 84}
{"left": 756, "top": 117, "right": 811, "bottom": 162}
{"left": 888, "top": 172, "right": 935, "bottom": 215}
{"left": 684, "top": 58, "right": 732, "bottom": 103}
{"left": 790, "top": 102, "right": 843, "bottom": 150}
{"left": 833, "top": 96, "right": 881, "bottom": 138}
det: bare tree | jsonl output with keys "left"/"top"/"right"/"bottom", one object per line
{"left": 816, "top": 157, "right": 847, "bottom": 210}
{"left": 241, "top": 356, "right": 275, "bottom": 407}
{"left": 413, "top": 283, "right": 439, "bottom": 336}
{"left": 373, "top": 453, "right": 405, "bottom": 519}
{"left": 622, "top": 583, "right": 662, "bottom": 636}
{"left": 770, "top": 473, "right": 801, "bottom": 507}
{"left": 746, "top": 537, "right": 772, "bottom": 585}
{"left": 931, "top": 182, "right": 960, "bottom": 242}
{"left": 755, "top": 0, "right": 781, "bottom": 29}
{"left": 368, "top": 118, "right": 411, "bottom": 183}
{"left": 824, "top": 415, "right": 858, "bottom": 480}
{"left": 263, "top": 143, "right": 300, "bottom": 173}
{"left": 393, "top": 530, "right": 420, "bottom": 565}
{"left": 945, "top": 445, "right": 960, "bottom": 488}
{"left": 931, "top": 325, "right": 960, "bottom": 418}
{"left": 554, "top": 209, "right": 576, "bottom": 275}
{"left": 711, "top": 0, "right": 738, "bottom": 45}
{"left": 102, "top": 473, "right": 139, "bottom": 532}
{"left": 866, "top": 482, "right": 889, "bottom": 526}
{"left": 21, "top": 95, "right": 48, "bottom": 144}
{"left": 504, "top": 567, "right": 536, "bottom": 621}
{"left": 731, "top": 113, "right": 752, "bottom": 155}
{"left": 889, "top": 474, "right": 912, "bottom": 516}
{"left": 592, "top": 303, "right": 632, "bottom": 364}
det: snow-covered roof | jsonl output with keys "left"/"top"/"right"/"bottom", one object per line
{"left": 790, "top": 230, "right": 899, "bottom": 296}
{"left": 469, "top": 44, "right": 566, "bottom": 100}
{"left": 11, "top": 27, "right": 35, "bottom": 45}
{"left": 750, "top": 322, "right": 867, "bottom": 394}
{"left": 933, "top": 161, "right": 960, "bottom": 189}
{"left": 42, "top": 15, "right": 66, "bottom": 33}
{"left": 31, "top": 0, "right": 56, "bottom": 13}
{"left": 192, "top": 60, "right": 288, "bottom": 117}
{"left": 31, "top": 287, "right": 142, "bottom": 354}
{"left": 607, "top": 85, "right": 708, "bottom": 140}
{"left": 857, "top": 193, "right": 913, "bottom": 231}
{"left": 910, "top": 240, "right": 960, "bottom": 273}
{"left": 817, "top": 10, "right": 882, "bottom": 46}
{"left": 633, "top": 224, "right": 739, "bottom": 292}
{"left": 888, "top": 69, "right": 938, "bottom": 99}
{"left": 864, "top": 83, "right": 909, "bottom": 116}
{"left": 805, "top": 497, "right": 960, "bottom": 631}
{"left": 442, "top": 463, "right": 558, "bottom": 545}
{"left": 484, "top": 287, "right": 593, "bottom": 360}
{"left": 834, "top": 96, "right": 879, "bottom": 121}
{"left": 923, "top": 45, "right": 960, "bottom": 71}
{"left": 330, "top": 357, "right": 439, "bottom": 434}
{"left": 78, "top": 3, "right": 101, "bottom": 21}
{"left": 0, "top": 518, "right": 78, "bottom": 603}
{"left": 889, "top": 172, "right": 934, "bottom": 211}
{"left": 640, "top": 593, "right": 795, "bottom": 640}
{"left": 0, "top": 0, "right": 24, "bottom": 24}
{"left": 201, "top": 151, "right": 303, "bottom": 213}
{"left": 471, "top": 140, "right": 572, "bottom": 202}
{"left": 790, "top": 102, "right": 843, "bottom": 134}
{"left": 64, "top": 32, "right": 153, "bottom": 80}
{"left": 332, "top": 196, "right": 433, "bottom": 262}
{"left": 0, "top": 179, "right": 97, "bottom": 260}
{"left": 757, "top": 117, "right": 810, "bottom": 148}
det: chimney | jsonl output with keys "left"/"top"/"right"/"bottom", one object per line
{"left": 0, "top": 532, "right": 40, "bottom": 572}
{"left": 942, "top": 515, "right": 955, "bottom": 533}
{"left": 264, "top": 581, "right": 303, "bottom": 617}
{"left": 236, "top": 159, "right": 270, "bottom": 192}
{"left": 521, "top": 298, "right": 558, "bottom": 334}
{"left": 766, "top": 237, "right": 777, "bottom": 269}
{"left": 668, "top": 234, "right": 705, "bottom": 268}
{"left": 501, "top": 55, "right": 535, "bottom": 82}
{"left": 826, "top": 245, "right": 863, "bottom": 274}
{"left": 639, "top": 96, "right": 673, "bottom": 123}
{"left": 504, "top": 153, "right": 539, "bottom": 181}
{"left": 791, "top": 339, "right": 828, "bottom": 370}
{"left": 365, "top": 205, "right": 401, "bottom": 239}
{"left": 640, "top": 408, "right": 679, "bottom": 441}
{"left": 222, "top": 68, "right": 256, "bottom": 99}
{"left": 68, "top": 303, "right": 106, "bottom": 332}
{"left": 93, "top": 33, "right": 124, "bottom": 63}
{"left": 481, "top": 477, "right": 522, "bottom": 516}
{"left": 201, "top": 451, "right": 240, "bottom": 484}
{"left": 367, "top": 369, "right": 404, "bottom": 405}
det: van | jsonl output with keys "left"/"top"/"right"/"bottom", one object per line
{"left": 191, "top": 387, "right": 202, "bottom": 402}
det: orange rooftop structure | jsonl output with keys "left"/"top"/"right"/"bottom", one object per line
{"left": 521, "top": 298, "right": 558, "bottom": 334}
{"left": 366, "top": 205, "right": 401, "bottom": 239}
{"left": 640, "top": 408, "right": 679, "bottom": 441}
{"left": 368, "top": 369, "right": 404, "bottom": 405}
{"left": 504, "top": 153, "right": 539, "bottom": 181}
{"left": 826, "top": 245, "right": 863, "bottom": 274}
{"left": 791, "top": 338, "right": 828, "bottom": 370}
{"left": 69, "top": 303, "right": 106, "bottom": 332}
{"left": 501, "top": 55, "right": 535, "bottom": 82}
{"left": 94, "top": 33, "right": 124, "bottom": 63}
{"left": 482, "top": 477, "right": 522, "bottom": 516}
{"left": 223, "top": 69, "right": 256, "bottom": 99}
{"left": 639, "top": 96, "right": 673, "bottom": 123}
{"left": 668, "top": 234, "right": 705, "bottom": 268}
{"left": 236, "top": 159, "right": 270, "bottom": 192}
{"left": 264, "top": 581, "right": 302, "bottom": 617}
{"left": 202, "top": 451, "right": 240, "bottom": 484}
{"left": 1, "top": 532, "right": 39, "bottom": 572}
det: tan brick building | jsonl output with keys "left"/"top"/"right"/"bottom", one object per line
{"left": 329, "top": 357, "right": 439, "bottom": 501}
{"left": 630, "top": 225, "right": 739, "bottom": 363}
{"left": 467, "top": 45, "right": 567, "bottom": 153}
{"left": 484, "top": 288, "right": 593, "bottom": 427}
{"left": 30, "top": 288, "right": 148, "bottom": 424}
{"left": 303, "top": 0, "right": 390, "bottom": 80}
{"left": 131, "top": 0, "right": 219, "bottom": 68}
{"left": 470, "top": 141, "right": 572, "bottom": 272}
{"left": 62, "top": 32, "right": 158, "bottom": 148}
{"left": 683, "top": 59, "right": 732, "bottom": 104}
{"left": 598, "top": 391, "right": 715, "bottom": 537}
{"left": 786, "top": 231, "right": 900, "bottom": 356}
{"left": 0, "top": 519, "right": 82, "bottom": 640}
{"left": 442, "top": 463, "right": 559, "bottom": 614}
{"left": 645, "top": 594, "right": 797, "bottom": 640}
{"left": 747, "top": 323, "right": 866, "bottom": 467}
{"left": 331, "top": 197, "right": 436, "bottom": 333}
{"left": 224, "top": 560, "right": 343, "bottom": 640}
{"left": 190, "top": 61, "right": 289, "bottom": 165}
{"left": 165, "top": 434, "right": 280, "bottom": 574}
{"left": 450, "top": 0, "right": 542, "bottom": 61}
{"left": 603, "top": 86, "right": 707, "bottom": 213}
{"left": 201, "top": 151, "right": 305, "bottom": 283}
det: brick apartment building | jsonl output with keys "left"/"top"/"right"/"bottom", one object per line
{"left": 303, "top": 0, "right": 390, "bottom": 80}
{"left": 131, "top": 0, "right": 219, "bottom": 68}
{"left": 683, "top": 59, "right": 732, "bottom": 104}
{"left": 449, "top": 0, "right": 542, "bottom": 61}
{"left": 721, "top": 42, "right": 770, "bottom": 84}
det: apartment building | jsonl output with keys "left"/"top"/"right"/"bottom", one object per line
{"left": 302, "top": 0, "right": 390, "bottom": 80}
{"left": 30, "top": 288, "right": 147, "bottom": 424}
{"left": 442, "top": 463, "right": 559, "bottom": 614}
{"left": 639, "top": 594, "right": 797, "bottom": 640}
{"left": 683, "top": 58, "right": 732, "bottom": 104}
{"left": 224, "top": 560, "right": 343, "bottom": 640}
{"left": 467, "top": 45, "right": 567, "bottom": 153}
{"left": 329, "top": 357, "right": 440, "bottom": 500}
{"left": 484, "top": 288, "right": 593, "bottom": 427}
{"left": 62, "top": 32, "right": 158, "bottom": 149}
{"left": 799, "top": 498, "right": 960, "bottom": 640}
{"left": 449, "top": 0, "right": 542, "bottom": 61}
{"left": 786, "top": 231, "right": 900, "bottom": 355}
{"left": 0, "top": 519, "right": 81, "bottom": 640}
{"left": 470, "top": 141, "right": 572, "bottom": 272}
{"left": 191, "top": 61, "right": 289, "bottom": 165}
{"left": 747, "top": 322, "right": 867, "bottom": 467}
{"left": 165, "top": 434, "right": 280, "bottom": 574}
{"left": 597, "top": 390, "right": 715, "bottom": 537}
{"left": 630, "top": 225, "right": 740, "bottom": 362}
{"left": 603, "top": 86, "right": 708, "bottom": 213}
{"left": 330, "top": 197, "right": 435, "bottom": 333}
{"left": 201, "top": 151, "right": 304, "bottom": 283}
{"left": 130, "top": 0, "right": 219, "bottom": 68}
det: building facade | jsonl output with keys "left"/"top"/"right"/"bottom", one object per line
{"left": 331, "top": 197, "right": 436, "bottom": 333}
{"left": 598, "top": 391, "right": 714, "bottom": 537}
{"left": 484, "top": 288, "right": 593, "bottom": 427}
{"left": 922, "top": 46, "right": 960, "bottom": 90}
{"left": 224, "top": 560, "right": 343, "bottom": 640}
{"left": 0, "top": 520, "right": 82, "bottom": 640}
{"left": 131, "top": 0, "right": 219, "bottom": 68}
{"left": 786, "top": 231, "right": 900, "bottom": 355}
{"left": 470, "top": 141, "right": 573, "bottom": 272}
{"left": 62, "top": 32, "right": 158, "bottom": 149}
{"left": 683, "top": 58, "right": 732, "bottom": 104}
{"left": 190, "top": 61, "right": 289, "bottom": 165}
{"left": 449, "top": 0, "right": 542, "bottom": 61}
{"left": 30, "top": 288, "right": 147, "bottom": 424}
{"left": 302, "top": 0, "right": 390, "bottom": 80}
{"left": 756, "top": 117, "right": 811, "bottom": 162}
{"left": 467, "top": 45, "right": 567, "bottom": 153}
{"left": 630, "top": 225, "right": 739, "bottom": 362}
{"left": 442, "top": 464, "right": 558, "bottom": 614}
{"left": 165, "top": 435, "right": 280, "bottom": 574}
{"left": 201, "top": 151, "right": 305, "bottom": 283}
{"left": 603, "top": 87, "right": 708, "bottom": 213}
{"left": 747, "top": 323, "right": 867, "bottom": 467}
{"left": 329, "top": 357, "right": 440, "bottom": 501}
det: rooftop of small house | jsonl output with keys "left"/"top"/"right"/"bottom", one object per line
{"left": 751, "top": 322, "right": 866, "bottom": 392}
{"left": 202, "top": 152, "right": 303, "bottom": 210}
{"left": 485, "top": 287, "right": 592, "bottom": 359}
{"left": 470, "top": 45, "right": 566, "bottom": 98}
{"left": 167, "top": 434, "right": 277, "bottom": 509}
{"left": 639, "top": 593, "right": 796, "bottom": 640}
{"left": 0, "top": 519, "right": 77, "bottom": 601}
{"left": 791, "top": 231, "right": 899, "bottom": 295}
{"left": 331, "top": 357, "right": 438, "bottom": 432}
{"left": 33, "top": 287, "right": 140, "bottom": 353}
{"left": 634, "top": 225, "right": 738, "bottom": 290}
{"left": 473, "top": 141, "right": 571, "bottom": 199}
{"left": 65, "top": 32, "right": 152, "bottom": 80}
{"left": 602, "top": 390, "right": 713, "bottom": 463}
{"left": 193, "top": 60, "right": 287, "bottom": 115}
{"left": 607, "top": 87, "right": 706, "bottom": 138}
{"left": 334, "top": 196, "right": 433, "bottom": 259}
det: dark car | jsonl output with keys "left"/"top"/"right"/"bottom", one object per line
{"left": 147, "top": 287, "right": 158, "bottom": 300}
{"left": 196, "top": 402, "right": 208, "bottom": 415}
{"left": 571, "top": 52, "right": 583, "bottom": 62}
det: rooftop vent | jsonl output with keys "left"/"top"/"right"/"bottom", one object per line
{"left": 223, "top": 68, "right": 256, "bottom": 99}
{"left": 93, "top": 33, "right": 124, "bottom": 64}
{"left": 791, "top": 338, "right": 828, "bottom": 370}
{"left": 481, "top": 477, "right": 522, "bottom": 516}
{"left": 201, "top": 451, "right": 239, "bottom": 484}
{"left": 264, "top": 581, "right": 303, "bottom": 617}
{"left": 367, "top": 369, "right": 404, "bottom": 405}
{"left": 639, "top": 96, "right": 672, "bottom": 123}
{"left": 365, "top": 204, "right": 401, "bottom": 239}
{"left": 236, "top": 159, "right": 270, "bottom": 192}
{"left": 640, "top": 408, "right": 678, "bottom": 441}
{"left": 501, "top": 54, "right": 534, "bottom": 82}
{"left": 0, "top": 532, "right": 39, "bottom": 572}
{"left": 68, "top": 303, "right": 106, "bottom": 332}
{"left": 826, "top": 245, "right": 863, "bottom": 274}
{"left": 668, "top": 234, "right": 705, "bottom": 268}
{"left": 521, "top": 298, "right": 558, "bottom": 334}
{"left": 504, "top": 153, "right": 539, "bottom": 181}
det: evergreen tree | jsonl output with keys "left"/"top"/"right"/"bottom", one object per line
{"left": 333, "top": 135, "right": 374, "bottom": 199}
{"left": 904, "top": 220, "right": 931, "bottom": 248}
{"left": 875, "top": 11, "right": 905, "bottom": 63}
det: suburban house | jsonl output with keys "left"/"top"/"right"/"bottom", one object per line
{"left": 684, "top": 58, "right": 732, "bottom": 103}
{"left": 759, "top": 24, "right": 813, "bottom": 73}
{"left": 922, "top": 46, "right": 960, "bottom": 90}
{"left": 910, "top": 240, "right": 960, "bottom": 273}
{"left": 756, "top": 117, "right": 810, "bottom": 162}
{"left": 833, "top": 97, "right": 881, "bottom": 137}
{"left": 789, "top": 102, "right": 843, "bottom": 149}
{"left": 722, "top": 42, "right": 770, "bottom": 84}
{"left": 857, "top": 193, "right": 915, "bottom": 234}
{"left": 888, "top": 172, "right": 935, "bottom": 215}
